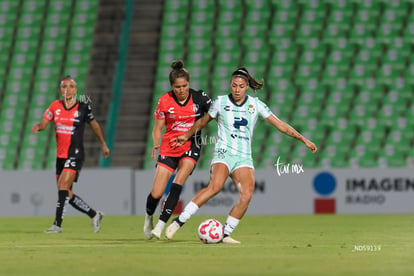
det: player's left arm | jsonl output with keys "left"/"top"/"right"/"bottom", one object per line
{"left": 89, "top": 119, "right": 110, "bottom": 158}
{"left": 265, "top": 114, "right": 317, "bottom": 153}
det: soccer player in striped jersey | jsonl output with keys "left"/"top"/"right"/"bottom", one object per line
{"left": 32, "top": 75, "right": 110, "bottom": 233}
{"left": 144, "top": 60, "right": 211, "bottom": 239}
{"left": 167, "top": 67, "right": 317, "bottom": 243}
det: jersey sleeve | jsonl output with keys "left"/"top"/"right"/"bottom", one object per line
{"left": 208, "top": 97, "right": 220, "bottom": 119}
{"left": 257, "top": 98, "right": 274, "bottom": 119}
{"left": 200, "top": 90, "right": 212, "bottom": 113}
{"left": 154, "top": 97, "right": 165, "bottom": 120}
{"left": 43, "top": 101, "right": 55, "bottom": 121}
{"left": 86, "top": 103, "right": 95, "bottom": 122}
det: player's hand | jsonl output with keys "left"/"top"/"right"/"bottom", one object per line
{"left": 31, "top": 124, "right": 40, "bottom": 134}
{"left": 152, "top": 145, "right": 160, "bottom": 159}
{"left": 170, "top": 135, "right": 188, "bottom": 148}
{"left": 304, "top": 139, "right": 317, "bottom": 153}
{"left": 102, "top": 144, "right": 110, "bottom": 158}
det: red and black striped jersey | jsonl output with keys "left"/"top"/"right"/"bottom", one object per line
{"left": 43, "top": 100, "right": 94, "bottom": 159}
{"left": 154, "top": 89, "right": 211, "bottom": 156}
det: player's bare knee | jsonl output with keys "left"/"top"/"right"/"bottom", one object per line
{"left": 207, "top": 185, "right": 222, "bottom": 197}
{"left": 240, "top": 191, "right": 253, "bottom": 204}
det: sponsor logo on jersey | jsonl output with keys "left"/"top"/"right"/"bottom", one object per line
{"left": 171, "top": 121, "right": 194, "bottom": 132}
{"left": 224, "top": 105, "right": 246, "bottom": 113}
{"left": 56, "top": 109, "right": 61, "bottom": 115}
{"left": 233, "top": 117, "right": 248, "bottom": 129}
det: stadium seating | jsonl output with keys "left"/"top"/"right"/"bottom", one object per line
{"left": 0, "top": 0, "right": 98, "bottom": 170}
{"left": 2, "top": 0, "right": 413, "bottom": 170}
{"left": 146, "top": 0, "right": 414, "bottom": 170}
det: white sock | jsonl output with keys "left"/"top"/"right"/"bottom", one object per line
{"left": 178, "top": 201, "right": 199, "bottom": 223}
{"left": 224, "top": 216, "right": 240, "bottom": 236}
{"left": 155, "top": 220, "right": 166, "bottom": 231}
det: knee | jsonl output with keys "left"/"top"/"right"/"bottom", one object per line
{"left": 206, "top": 184, "right": 222, "bottom": 197}
{"left": 57, "top": 179, "right": 71, "bottom": 190}
{"left": 239, "top": 190, "right": 253, "bottom": 205}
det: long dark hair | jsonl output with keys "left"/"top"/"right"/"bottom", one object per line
{"left": 231, "top": 67, "right": 264, "bottom": 91}
{"left": 169, "top": 60, "right": 190, "bottom": 85}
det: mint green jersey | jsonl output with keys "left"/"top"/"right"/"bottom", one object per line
{"left": 208, "top": 95, "right": 273, "bottom": 158}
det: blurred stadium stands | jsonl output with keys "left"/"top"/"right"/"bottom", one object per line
{"left": 0, "top": 0, "right": 413, "bottom": 170}
{"left": 0, "top": 0, "right": 98, "bottom": 170}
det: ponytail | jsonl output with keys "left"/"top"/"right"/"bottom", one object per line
{"left": 231, "top": 67, "right": 264, "bottom": 91}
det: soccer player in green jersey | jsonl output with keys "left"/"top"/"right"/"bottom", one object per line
{"left": 166, "top": 67, "right": 317, "bottom": 243}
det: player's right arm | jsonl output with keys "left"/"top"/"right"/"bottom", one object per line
{"left": 152, "top": 118, "right": 165, "bottom": 159}
{"left": 31, "top": 118, "right": 51, "bottom": 133}
{"left": 170, "top": 113, "right": 213, "bottom": 147}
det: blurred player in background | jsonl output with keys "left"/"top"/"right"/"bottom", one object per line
{"left": 144, "top": 60, "right": 211, "bottom": 239}
{"left": 32, "top": 75, "right": 110, "bottom": 233}
{"left": 167, "top": 67, "right": 317, "bottom": 243}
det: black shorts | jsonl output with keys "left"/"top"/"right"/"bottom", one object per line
{"left": 56, "top": 157, "right": 84, "bottom": 182}
{"left": 157, "top": 142, "right": 201, "bottom": 172}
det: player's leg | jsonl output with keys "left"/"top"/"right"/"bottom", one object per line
{"left": 222, "top": 166, "right": 255, "bottom": 244}
{"left": 144, "top": 163, "right": 174, "bottom": 239}
{"left": 166, "top": 163, "right": 229, "bottom": 239}
{"left": 69, "top": 188, "right": 103, "bottom": 233}
{"left": 62, "top": 159, "right": 103, "bottom": 233}
{"left": 152, "top": 158, "right": 195, "bottom": 238}
{"left": 45, "top": 168, "right": 76, "bottom": 233}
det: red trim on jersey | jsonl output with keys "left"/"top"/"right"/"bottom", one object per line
{"left": 157, "top": 162, "right": 175, "bottom": 172}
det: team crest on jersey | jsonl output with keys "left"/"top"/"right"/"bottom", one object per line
{"left": 248, "top": 104, "right": 255, "bottom": 114}
{"left": 74, "top": 111, "right": 80, "bottom": 117}
{"left": 192, "top": 104, "right": 199, "bottom": 113}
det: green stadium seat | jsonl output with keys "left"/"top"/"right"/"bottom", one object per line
{"left": 348, "top": 8, "right": 379, "bottom": 44}
{"left": 295, "top": 65, "right": 320, "bottom": 86}
{"left": 375, "top": 9, "right": 402, "bottom": 44}
{"left": 0, "top": 0, "right": 19, "bottom": 13}
{"left": 295, "top": 23, "right": 322, "bottom": 46}
{"left": 217, "top": 0, "right": 239, "bottom": 10}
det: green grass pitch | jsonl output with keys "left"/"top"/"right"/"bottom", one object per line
{"left": 0, "top": 215, "right": 412, "bottom": 275}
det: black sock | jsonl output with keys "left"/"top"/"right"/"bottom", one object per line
{"left": 54, "top": 190, "right": 69, "bottom": 227}
{"left": 146, "top": 193, "right": 161, "bottom": 216}
{"left": 160, "top": 183, "right": 183, "bottom": 223}
{"left": 69, "top": 194, "right": 97, "bottom": 218}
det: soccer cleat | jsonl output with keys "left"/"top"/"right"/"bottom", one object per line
{"left": 92, "top": 211, "right": 104, "bottom": 233}
{"left": 222, "top": 236, "right": 241, "bottom": 244}
{"left": 165, "top": 218, "right": 182, "bottom": 240}
{"left": 151, "top": 224, "right": 162, "bottom": 239}
{"left": 143, "top": 214, "right": 153, "bottom": 240}
{"left": 45, "top": 224, "right": 62, "bottom": 234}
